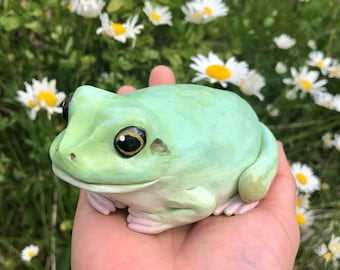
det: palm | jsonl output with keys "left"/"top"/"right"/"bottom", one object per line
{"left": 72, "top": 183, "right": 297, "bottom": 270}
{"left": 71, "top": 66, "right": 299, "bottom": 270}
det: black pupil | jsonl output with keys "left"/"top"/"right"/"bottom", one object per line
{"left": 117, "top": 135, "right": 141, "bottom": 152}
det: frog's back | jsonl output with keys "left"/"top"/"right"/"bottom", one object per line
{"left": 128, "top": 84, "right": 262, "bottom": 192}
{"left": 131, "top": 84, "right": 259, "bottom": 128}
{"left": 130, "top": 84, "right": 260, "bottom": 141}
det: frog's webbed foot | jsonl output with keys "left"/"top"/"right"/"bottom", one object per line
{"left": 87, "top": 191, "right": 126, "bottom": 215}
{"left": 213, "top": 195, "right": 259, "bottom": 216}
{"left": 127, "top": 208, "right": 171, "bottom": 234}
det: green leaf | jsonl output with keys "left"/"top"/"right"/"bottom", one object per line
{"left": 24, "top": 21, "right": 43, "bottom": 33}
{"left": 0, "top": 15, "right": 21, "bottom": 32}
{"left": 107, "top": 0, "right": 126, "bottom": 13}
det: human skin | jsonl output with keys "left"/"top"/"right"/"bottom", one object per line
{"left": 71, "top": 65, "right": 300, "bottom": 270}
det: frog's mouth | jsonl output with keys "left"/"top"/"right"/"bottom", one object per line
{"left": 52, "top": 165, "right": 159, "bottom": 193}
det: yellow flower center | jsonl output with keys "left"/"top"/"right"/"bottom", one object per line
{"left": 27, "top": 249, "right": 35, "bottom": 258}
{"left": 296, "top": 213, "right": 305, "bottom": 225}
{"left": 203, "top": 6, "right": 213, "bottom": 16}
{"left": 27, "top": 99, "right": 38, "bottom": 109}
{"left": 206, "top": 65, "right": 232, "bottom": 81}
{"left": 322, "top": 252, "right": 332, "bottom": 262}
{"left": 316, "top": 60, "right": 325, "bottom": 69}
{"left": 149, "top": 11, "right": 161, "bottom": 22}
{"left": 37, "top": 90, "right": 58, "bottom": 107}
{"left": 298, "top": 79, "right": 313, "bottom": 92}
{"left": 295, "top": 172, "right": 308, "bottom": 185}
{"left": 68, "top": 3, "right": 73, "bottom": 11}
{"left": 296, "top": 197, "right": 302, "bottom": 208}
{"left": 111, "top": 23, "right": 126, "bottom": 36}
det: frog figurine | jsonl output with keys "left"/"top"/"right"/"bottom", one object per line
{"left": 50, "top": 84, "right": 278, "bottom": 234}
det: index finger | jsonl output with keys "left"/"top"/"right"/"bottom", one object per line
{"left": 148, "top": 65, "right": 176, "bottom": 86}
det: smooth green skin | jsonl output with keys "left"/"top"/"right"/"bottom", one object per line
{"left": 50, "top": 84, "right": 278, "bottom": 232}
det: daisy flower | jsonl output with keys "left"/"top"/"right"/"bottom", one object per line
{"left": 283, "top": 67, "right": 327, "bottom": 97}
{"left": 333, "top": 134, "right": 340, "bottom": 151}
{"left": 16, "top": 82, "right": 41, "bottom": 120}
{"left": 312, "top": 91, "right": 334, "bottom": 110}
{"left": 328, "top": 61, "right": 340, "bottom": 79}
{"left": 60, "top": 220, "right": 73, "bottom": 232}
{"left": 190, "top": 52, "right": 248, "bottom": 88}
{"left": 239, "top": 70, "right": 265, "bottom": 101}
{"left": 96, "top": 13, "right": 143, "bottom": 43}
{"left": 307, "top": 40, "right": 317, "bottom": 50}
{"left": 275, "top": 62, "right": 287, "bottom": 74}
{"left": 273, "top": 34, "right": 296, "bottom": 49}
{"left": 332, "top": 95, "right": 340, "bottom": 112}
{"left": 143, "top": 1, "right": 172, "bottom": 26}
{"left": 182, "top": 0, "right": 229, "bottom": 24}
{"left": 296, "top": 193, "right": 310, "bottom": 209}
{"left": 266, "top": 104, "right": 280, "bottom": 117}
{"left": 315, "top": 235, "right": 340, "bottom": 264}
{"left": 32, "top": 78, "right": 66, "bottom": 120}
{"left": 17, "top": 78, "right": 65, "bottom": 120}
{"left": 307, "top": 51, "right": 332, "bottom": 75}
{"left": 322, "top": 132, "right": 334, "bottom": 149}
{"left": 296, "top": 207, "right": 314, "bottom": 229}
{"left": 291, "top": 162, "right": 320, "bottom": 193}
{"left": 21, "top": 244, "right": 39, "bottom": 262}
{"left": 68, "top": 0, "right": 104, "bottom": 18}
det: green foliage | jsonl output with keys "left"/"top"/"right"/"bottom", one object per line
{"left": 0, "top": 0, "right": 339, "bottom": 269}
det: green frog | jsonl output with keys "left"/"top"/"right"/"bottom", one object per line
{"left": 50, "top": 84, "right": 278, "bottom": 234}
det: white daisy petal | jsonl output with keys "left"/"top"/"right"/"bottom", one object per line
{"left": 143, "top": 1, "right": 172, "bottom": 25}
{"left": 307, "top": 51, "right": 332, "bottom": 75}
{"left": 322, "top": 132, "right": 334, "bottom": 149}
{"left": 182, "top": 0, "right": 228, "bottom": 24}
{"left": 21, "top": 245, "right": 39, "bottom": 262}
{"left": 283, "top": 66, "right": 328, "bottom": 96}
{"left": 96, "top": 13, "right": 143, "bottom": 43}
{"left": 273, "top": 34, "right": 296, "bottom": 49}
{"left": 275, "top": 62, "right": 287, "bottom": 74}
{"left": 189, "top": 52, "right": 249, "bottom": 88}
{"left": 315, "top": 235, "right": 340, "bottom": 263}
{"left": 333, "top": 134, "right": 340, "bottom": 151}
{"left": 239, "top": 70, "right": 266, "bottom": 100}
{"left": 291, "top": 162, "right": 320, "bottom": 193}
{"left": 17, "top": 78, "right": 65, "bottom": 120}
{"left": 69, "top": 0, "right": 104, "bottom": 18}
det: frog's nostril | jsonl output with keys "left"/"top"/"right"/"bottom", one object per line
{"left": 69, "top": 153, "right": 76, "bottom": 160}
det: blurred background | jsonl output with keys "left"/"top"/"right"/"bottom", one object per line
{"left": 0, "top": 0, "right": 339, "bottom": 269}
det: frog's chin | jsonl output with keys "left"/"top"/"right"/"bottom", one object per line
{"left": 52, "top": 165, "right": 159, "bottom": 193}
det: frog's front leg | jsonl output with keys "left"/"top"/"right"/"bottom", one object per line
{"left": 127, "top": 186, "right": 216, "bottom": 234}
{"left": 87, "top": 191, "right": 126, "bottom": 215}
{"left": 214, "top": 124, "right": 278, "bottom": 217}
{"left": 238, "top": 124, "right": 278, "bottom": 203}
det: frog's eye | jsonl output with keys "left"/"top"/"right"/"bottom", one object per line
{"left": 114, "top": 126, "right": 146, "bottom": 158}
{"left": 62, "top": 92, "right": 73, "bottom": 122}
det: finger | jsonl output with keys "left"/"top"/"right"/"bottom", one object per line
{"left": 148, "top": 65, "right": 176, "bottom": 86}
{"left": 117, "top": 85, "right": 136, "bottom": 95}
{"left": 260, "top": 142, "right": 297, "bottom": 212}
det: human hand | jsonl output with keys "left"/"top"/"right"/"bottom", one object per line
{"left": 72, "top": 66, "right": 300, "bottom": 270}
